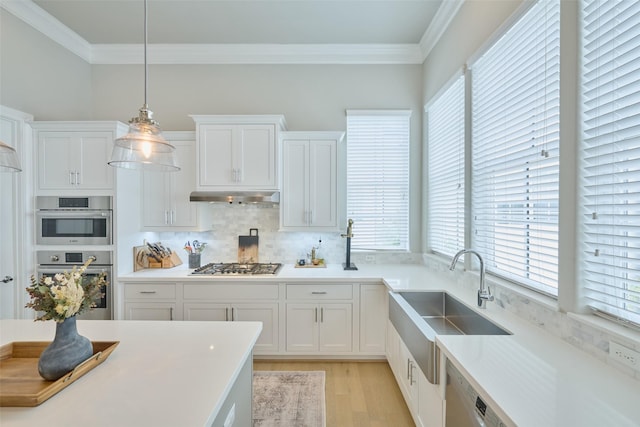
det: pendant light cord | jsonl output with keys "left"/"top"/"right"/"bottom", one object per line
{"left": 144, "top": 0, "right": 148, "bottom": 106}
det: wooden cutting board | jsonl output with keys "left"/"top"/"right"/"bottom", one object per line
{"left": 238, "top": 228, "right": 259, "bottom": 263}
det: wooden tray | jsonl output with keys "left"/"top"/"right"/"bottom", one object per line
{"left": 294, "top": 260, "right": 327, "bottom": 268}
{"left": 0, "top": 340, "right": 119, "bottom": 407}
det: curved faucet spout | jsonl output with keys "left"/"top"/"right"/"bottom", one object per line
{"left": 449, "top": 249, "right": 494, "bottom": 308}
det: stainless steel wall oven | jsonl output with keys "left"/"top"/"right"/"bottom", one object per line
{"left": 36, "top": 196, "right": 112, "bottom": 245}
{"left": 36, "top": 250, "right": 113, "bottom": 320}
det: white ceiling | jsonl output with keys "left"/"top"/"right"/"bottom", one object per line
{"left": 4, "top": 0, "right": 463, "bottom": 64}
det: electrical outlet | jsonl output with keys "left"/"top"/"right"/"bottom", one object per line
{"left": 365, "top": 255, "right": 375, "bottom": 262}
{"left": 609, "top": 341, "right": 640, "bottom": 370}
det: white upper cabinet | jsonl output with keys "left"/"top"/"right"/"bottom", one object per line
{"left": 191, "top": 115, "right": 286, "bottom": 190}
{"left": 141, "top": 132, "right": 206, "bottom": 230}
{"left": 280, "top": 131, "right": 344, "bottom": 231}
{"left": 32, "top": 121, "right": 127, "bottom": 194}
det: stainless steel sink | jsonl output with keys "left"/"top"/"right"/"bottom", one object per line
{"left": 389, "top": 291, "right": 511, "bottom": 385}
{"left": 399, "top": 291, "right": 510, "bottom": 336}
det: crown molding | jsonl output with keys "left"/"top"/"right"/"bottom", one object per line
{"left": 1, "top": 0, "right": 92, "bottom": 62}
{"left": 91, "top": 43, "right": 423, "bottom": 65}
{"left": 419, "top": 0, "right": 464, "bottom": 61}
{"left": 3, "top": 0, "right": 427, "bottom": 65}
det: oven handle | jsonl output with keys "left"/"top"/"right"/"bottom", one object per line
{"left": 36, "top": 210, "right": 112, "bottom": 218}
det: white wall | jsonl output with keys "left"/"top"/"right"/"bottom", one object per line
{"left": 91, "top": 63, "right": 425, "bottom": 254}
{"left": 421, "top": 0, "right": 525, "bottom": 104}
{"left": 0, "top": 12, "right": 92, "bottom": 120}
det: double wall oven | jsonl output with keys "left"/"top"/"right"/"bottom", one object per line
{"left": 35, "top": 196, "right": 114, "bottom": 320}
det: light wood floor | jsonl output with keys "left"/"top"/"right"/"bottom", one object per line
{"left": 253, "top": 360, "right": 415, "bottom": 427}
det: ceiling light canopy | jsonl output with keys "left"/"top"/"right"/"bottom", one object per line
{"left": 108, "top": 0, "right": 179, "bottom": 172}
{"left": 0, "top": 140, "right": 22, "bottom": 172}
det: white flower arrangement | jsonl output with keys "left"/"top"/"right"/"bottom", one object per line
{"left": 26, "top": 259, "right": 107, "bottom": 322}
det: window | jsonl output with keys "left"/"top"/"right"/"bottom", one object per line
{"left": 346, "top": 110, "right": 410, "bottom": 251}
{"left": 471, "top": 0, "right": 560, "bottom": 295}
{"left": 426, "top": 74, "right": 465, "bottom": 257}
{"left": 580, "top": 0, "right": 640, "bottom": 325}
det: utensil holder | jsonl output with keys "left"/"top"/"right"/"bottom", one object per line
{"left": 188, "top": 253, "right": 201, "bottom": 269}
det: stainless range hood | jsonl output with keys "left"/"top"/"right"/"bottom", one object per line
{"left": 189, "top": 191, "right": 280, "bottom": 204}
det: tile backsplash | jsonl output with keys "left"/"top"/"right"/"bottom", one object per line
{"left": 157, "top": 204, "right": 418, "bottom": 265}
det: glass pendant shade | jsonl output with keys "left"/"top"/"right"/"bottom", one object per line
{"left": 109, "top": 105, "right": 179, "bottom": 172}
{"left": 108, "top": 0, "right": 179, "bottom": 172}
{"left": 0, "top": 140, "right": 22, "bottom": 172}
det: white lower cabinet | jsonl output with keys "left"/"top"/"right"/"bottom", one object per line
{"left": 120, "top": 280, "right": 387, "bottom": 358}
{"left": 182, "top": 283, "right": 280, "bottom": 354}
{"left": 123, "top": 283, "right": 178, "bottom": 320}
{"left": 285, "top": 283, "right": 354, "bottom": 354}
{"left": 124, "top": 302, "right": 177, "bottom": 320}
{"left": 285, "top": 303, "right": 352, "bottom": 353}
{"left": 359, "top": 284, "right": 387, "bottom": 354}
{"left": 387, "top": 321, "right": 444, "bottom": 427}
{"left": 184, "top": 302, "right": 279, "bottom": 353}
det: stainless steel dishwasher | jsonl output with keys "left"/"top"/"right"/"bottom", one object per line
{"left": 445, "top": 360, "right": 508, "bottom": 427}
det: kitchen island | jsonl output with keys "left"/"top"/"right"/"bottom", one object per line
{"left": 0, "top": 319, "right": 261, "bottom": 426}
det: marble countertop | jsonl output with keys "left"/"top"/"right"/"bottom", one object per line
{"left": 0, "top": 319, "right": 262, "bottom": 426}
{"left": 117, "top": 262, "right": 640, "bottom": 426}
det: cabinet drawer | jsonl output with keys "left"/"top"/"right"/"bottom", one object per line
{"left": 124, "top": 283, "right": 176, "bottom": 299}
{"left": 286, "top": 284, "right": 352, "bottom": 300}
{"left": 184, "top": 283, "right": 279, "bottom": 300}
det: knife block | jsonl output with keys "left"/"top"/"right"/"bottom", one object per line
{"left": 133, "top": 246, "right": 183, "bottom": 270}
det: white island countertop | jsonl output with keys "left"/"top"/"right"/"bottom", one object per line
{"left": 0, "top": 319, "right": 261, "bottom": 427}
{"left": 118, "top": 262, "right": 640, "bottom": 426}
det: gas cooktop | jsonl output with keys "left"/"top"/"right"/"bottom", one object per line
{"left": 191, "top": 262, "right": 282, "bottom": 275}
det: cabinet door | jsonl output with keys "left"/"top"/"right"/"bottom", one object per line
{"left": 281, "top": 140, "right": 309, "bottom": 227}
{"left": 142, "top": 171, "right": 171, "bottom": 227}
{"left": 308, "top": 139, "right": 337, "bottom": 227}
{"left": 418, "top": 369, "right": 444, "bottom": 427}
{"left": 169, "top": 141, "right": 198, "bottom": 227}
{"left": 199, "top": 125, "right": 235, "bottom": 186}
{"left": 38, "top": 131, "right": 114, "bottom": 191}
{"left": 286, "top": 303, "right": 318, "bottom": 352}
{"left": 360, "top": 284, "right": 387, "bottom": 354}
{"left": 124, "top": 302, "right": 176, "bottom": 320}
{"left": 38, "top": 133, "right": 76, "bottom": 189}
{"left": 76, "top": 133, "right": 114, "bottom": 189}
{"left": 237, "top": 125, "right": 276, "bottom": 188}
{"left": 318, "top": 303, "right": 352, "bottom": 352}
{"left": 183, "top": 303, "right": 229, "bottom": 321}
{"left": 142, "top": 140, "right": 198, "bottom": 229}
{"left": 233, "top": 303, "right": 279, "bottom": 353}
{"left": 398, "top": 339, "right": 419, "bottom": 412}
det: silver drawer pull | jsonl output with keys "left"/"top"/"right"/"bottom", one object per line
{"left": 311, "top": 291, "right": 327, "bottom": 295}
{"left": 139, "top": 291, "right": 157, "bottom": 294}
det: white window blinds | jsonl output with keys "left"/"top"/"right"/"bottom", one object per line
{"left": 471, "top": 0, "right": 560, "bottom": 295}
{"left": 581, "top": 0, "right": 640, "bottom": 326}
{"left": 346, "top": 110, "right": 410, "bottom": 251}
{"left": 427, "top": 75, "right": 465, "bottom": 257}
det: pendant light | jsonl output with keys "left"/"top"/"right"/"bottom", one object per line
{"left": 108, "top": 0, "right": 179, "bottom": 172}
{"left": 0, "top": 140, "right": 21, "bottom": 172}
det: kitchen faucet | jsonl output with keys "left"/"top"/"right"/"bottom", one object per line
{"left": 341, "top": 218, "right": 358, "bottom": 270}
{"left": 449, "top": 249, "right": 494, "bottom": 309}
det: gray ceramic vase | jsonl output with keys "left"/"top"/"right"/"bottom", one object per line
{"left": 38, "top": 316, "right": 93, "bottom": 381}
